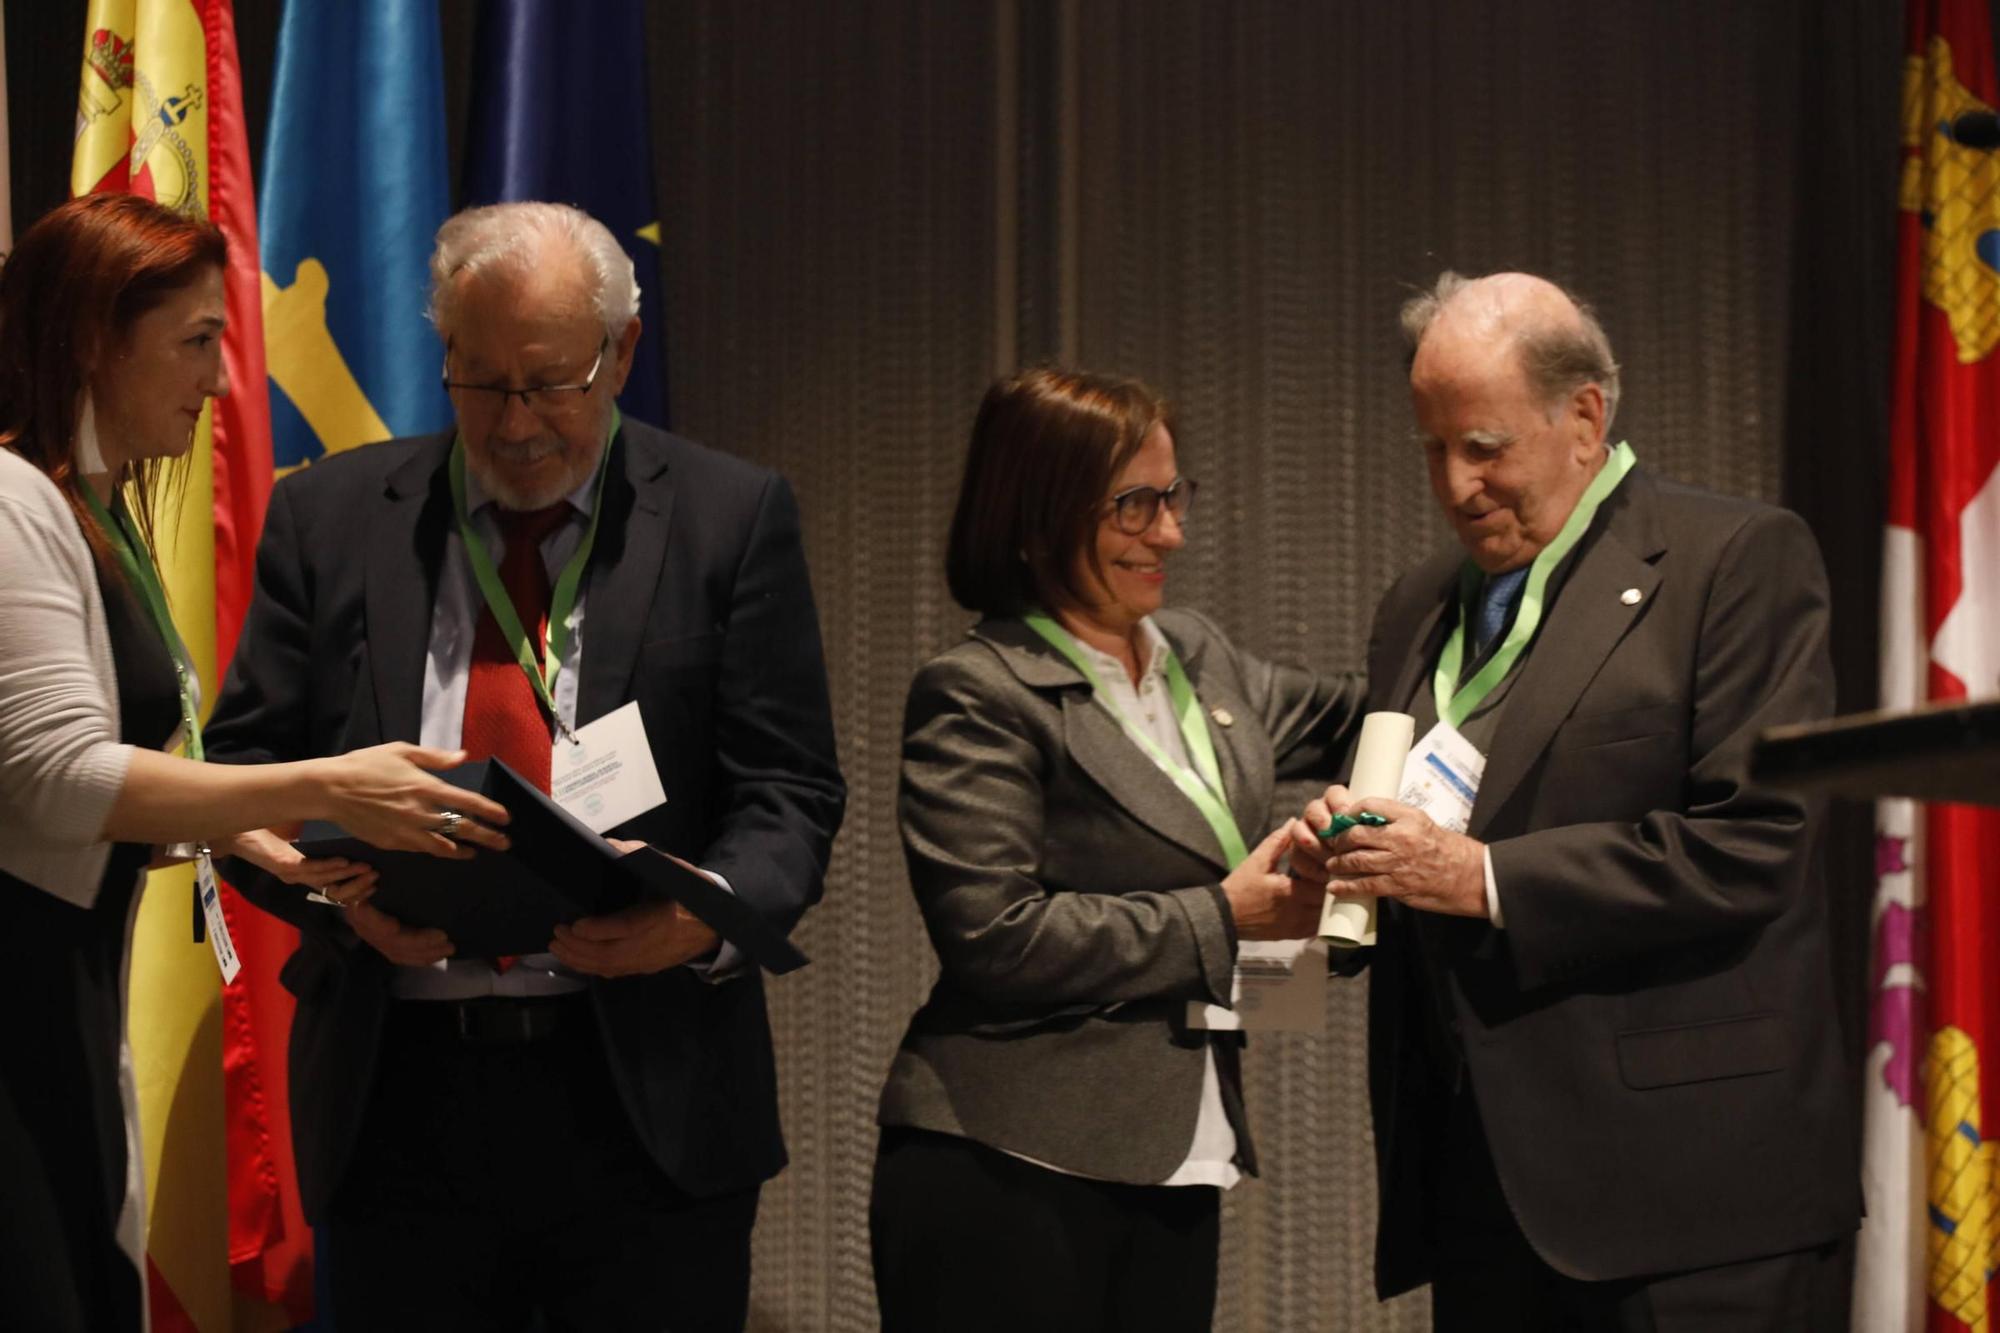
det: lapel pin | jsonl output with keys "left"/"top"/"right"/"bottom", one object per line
{"left": 1620, "top": 588, "right": 1643, "bottom": 606}
{"left": 1210, "top": 707, "right": 1234, "bottom": 728}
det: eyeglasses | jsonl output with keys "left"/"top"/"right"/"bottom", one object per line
{"left": 442, "top": 339, "right": 608, "bottom": 417}
{"left": 1106, "top": 476, "right": 1198, "bottom": 535}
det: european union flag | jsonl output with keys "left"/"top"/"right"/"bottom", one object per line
{"left": 464, "top": 0, "right": 669, "bottom": 426}
{"left": 259, "top": 0, "right": 453, "bottom": 472}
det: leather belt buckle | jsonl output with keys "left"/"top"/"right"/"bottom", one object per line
{"left": 449, "top": 996, "right": 579, "bottom": 1044}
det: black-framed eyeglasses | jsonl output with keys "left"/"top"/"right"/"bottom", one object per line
{"left": 442, "top": 339, "right": 608, "bottom": 417}
{"left": 1107, "top": 476, "right": 1198, "bottom": 535}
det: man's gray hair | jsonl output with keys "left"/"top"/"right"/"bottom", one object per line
{"left": 428, "top": 201, "right": 641, "bottom": 340}
{"left": 1400, "top": 270, "right": 1623, "bottom": 430}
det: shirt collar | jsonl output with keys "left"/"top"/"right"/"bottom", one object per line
{"left": 1071, "top": 615, "right": 1172, "bottom": 687}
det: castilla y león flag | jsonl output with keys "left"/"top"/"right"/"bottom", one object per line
{"left": 1855, "top": 0, "right": 2000, "bottom": 1330}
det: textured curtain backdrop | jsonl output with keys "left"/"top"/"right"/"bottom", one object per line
{"left": 652, "top": 4, "right": 1895, "bottom": 1330}
{"left": 655, "top": 5, "right": 1001, "bottom": 1328}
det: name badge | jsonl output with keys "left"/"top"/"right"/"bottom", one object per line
{"left": 1187, "top": 939, "right": 1328, "bottom": 1033}
{"left": 197, "top": 852, "right": 241, "bottom": 985}
{"left": 551, "top": 699, "right": 668, "bottom": 834}
{"left": 1400, "top": 719, "right": 1485, "bottom": 834}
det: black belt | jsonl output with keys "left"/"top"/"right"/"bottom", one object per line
{"left": 392, "top": 993, "right": 591, "bottom": 1046}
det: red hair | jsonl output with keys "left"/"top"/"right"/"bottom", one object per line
{"left": 0, "top": 193, "right": 226, "bottom": 558}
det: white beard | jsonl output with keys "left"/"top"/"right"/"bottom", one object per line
{"left": 469, "top": 436, "right": 599, "bottom": 511}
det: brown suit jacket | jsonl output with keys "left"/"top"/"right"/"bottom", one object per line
{"left": 1365, "top": 468, "right": 1860, "bottom": 1294}
{"left": 878, "top": 607, "right": 1362, "bottom": 1182}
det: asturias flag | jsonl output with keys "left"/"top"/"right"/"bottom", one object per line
{"left": 463, "top": 0, "right": 668, "bottom": 425}
{"left": 259, "top": 0, "right": 452, "bottom": 474}
{"left": 71, "top": 1, "right": 273, "bottom": 1328}
{"left": 1855, "top": 0, "right": 2000, "bottom": 1329}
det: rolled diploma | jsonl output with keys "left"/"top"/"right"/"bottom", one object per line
{"left": 1318, "top": 711, "right": 1416, "bottom": 947}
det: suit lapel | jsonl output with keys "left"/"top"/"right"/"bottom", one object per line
{"left": 1379, "top": 554, "right": 1460, "bottom": 715}
{"left": 365, "top": 438, "right": 453, "bottom": 743}
{"left": 1165, "top": 623, "right": 1271, "bottom": 857}
{"left": 1470, "top": 479, "right": 1665, "bottom": 832}
{"left": 979, "top": 619, "right": 1240, "bottom": 874}
{"left": 577, "top": 427, "right": 674, "bottom": 726}
{"left": 1061, "top": 697, "right": 1238, "bottom": 872}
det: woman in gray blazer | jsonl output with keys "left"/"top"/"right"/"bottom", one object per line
{"left": 871, "top": 368, "right": 1362, "bottom": 1331}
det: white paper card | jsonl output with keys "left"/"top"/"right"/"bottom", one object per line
{"left": 1187, "top": 939, "right": 1327, "bottom": 1033}
{"left": 1400, "top": 719, "right": 1486, "bottom": 835}
{"left": 197, "top": 853, "right": 241, "bottom": 985}
{"left": 550, "top": 700, "right": 668, "bottom": 834}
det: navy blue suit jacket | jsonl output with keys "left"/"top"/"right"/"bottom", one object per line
{"left": 205, "top": 419, "right": 845, "bottom": 1219}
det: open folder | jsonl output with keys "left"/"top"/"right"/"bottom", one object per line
{"left": 292, "top": 758, "right": 808, "bottom": 973}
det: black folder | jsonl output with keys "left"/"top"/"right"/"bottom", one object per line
{"left": 292, "top": 758, "right": 808, "bottom": 973}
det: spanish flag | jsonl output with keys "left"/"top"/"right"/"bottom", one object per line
{"left": 71, "top": 1, "right": 273, "bottom": 1328}
{"left": 1855, "top": 0, "right": 2000, "bottom": 1328}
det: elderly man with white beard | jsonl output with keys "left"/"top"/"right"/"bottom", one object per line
{"left": 204, "top": 201, "right": 845, "bottom": 1331}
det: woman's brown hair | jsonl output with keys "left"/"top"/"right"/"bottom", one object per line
{"left": 945, "top": 367, "right": 1171, "bottom": 618}
{"left": 0, "top": 192, "right": 226, "bottom": 559}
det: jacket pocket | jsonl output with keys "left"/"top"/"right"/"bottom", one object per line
{"left": 1550, "top": 702, "right": 1681, "bottom": 753}
{"left": 1615, "top": 1012, "right": 1784, "bottom": 1089}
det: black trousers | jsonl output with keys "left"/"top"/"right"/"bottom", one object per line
{"left": 870, "top": 1125, "right": 1220, "bottom": 1333}
{"left": 0, "top": 862, "right": 145, "bottom": 1333}
{"left": 325, "top": 995, "right": 759, "bottom": 1333}
{"left": 1426, "top": 1084, "right": 1845, "bottom": 1333}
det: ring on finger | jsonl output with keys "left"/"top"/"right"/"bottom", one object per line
{"left": 433, "top": 808, "right": 464, "bottom": 838}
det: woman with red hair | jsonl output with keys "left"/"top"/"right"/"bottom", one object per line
{"left": 0, "top": 194, "right": 510, "bottom": 1330}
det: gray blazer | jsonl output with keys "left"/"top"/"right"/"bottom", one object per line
{"left": 878, "top": 606, "right": 1362, "bottom": 1183}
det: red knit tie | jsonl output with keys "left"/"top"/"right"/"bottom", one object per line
{"left": 460, "top": 504, "right": 570, "bottom": 970}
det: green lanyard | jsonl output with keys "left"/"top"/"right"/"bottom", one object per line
{"left": 80, "top": 483, "right": 204, "bottom": 761}
{"left": 1022, "top": 612, "right": 1250, "bottom": 867}
{"left": 446, "top": 410, "right": 618, "bottom": 737}
{"left": 1433, "top": 441, "right": 1637, "bottom": 729}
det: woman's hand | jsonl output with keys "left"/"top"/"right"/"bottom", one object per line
{"left": 1222, "top": 820, "right": 1327, "bottom": 940}
{"left": 310, "top": 743, "right": 512, "bottom": 859}
{"left": 224, "top": 827, "right": 380, "bottom": 906}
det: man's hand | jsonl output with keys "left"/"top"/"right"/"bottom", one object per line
{"left": 346, "top": 899, "right": 454, "bottom": 966}
{"left": 550, "top": 900, "right": 720, "bottom": 977}
{"left": 549, "top": 839, "right": 721, "bottom": 977}
{"left": 1305, "top": 784, "right": 1488, "bottom": 919}
{"left": 1286, "top": 815, "right": 1333, "bottom": 887}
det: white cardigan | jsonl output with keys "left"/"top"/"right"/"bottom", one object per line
{"left": 0, "top": 446, "right": 135, "bottom": 906}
